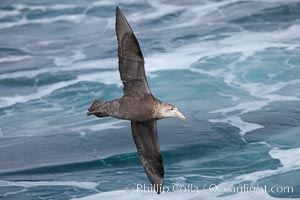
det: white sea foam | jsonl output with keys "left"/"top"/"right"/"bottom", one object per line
{"left": 232, "top": 147, "right": 300, "bottom": 183}
{"left": 0, "top": 189, "right": 27, "bottom": 197}
{"left": 73, "top": 146, "right": 300, "bottom": 199}
{"left": 0, "top": 14, "right": 87, "bottom": 29}
{"left": 0, "top": 70, "right": 121, "bottom": 108}
{"left": 162, "top": 144, "right": 299, "bottom": 200}
{"left": 0, "top": 0, "right": 118, "bottom": 30}
{"left": 85, "top": 121, "right": 126, "bottom": 132}
{"left": 207, "top": 77, "right": 300, "bottom": 138}
{"left": 209, "top": 116, "right": 264, "bottom": 136}
{"left": 13, "top": 1, "right": 115, "bottom": 12}
{"left": 65, "top": 148, "right": 300, "bottom": 200}
{"left": 0, "top": 1, "right": 298, "bottom": 114}
{"left": 144, "top": 0, "right": 300, "bottom": 31}
{"left": 71, "top": 186, "right": 278, "bottom": 200}
{"left": 37, "top": 39, "right": 65, "bottom": 46}
{"left": 270, "top": 147, "right": 300, "bottom": 170}
{"left": 77, "top": 71, "right": 122, "bottom": 86}
{"left": 54, "top": 49, "right": 86, "bottom": 67}
{"left": 1, "top": 5, "right": 299, "bottom": 78}
{"left": 207, "top": 95, "right": 300, "bottom": 140}
{"left": 70, "top": 120, "right": 126, "bottom": 133}
{"left": 242, "top": 80, "right": 300, "bottom": 97}
{"left": 0, "top": 0, "right": 299, "bottom": 129}
{"left": 1, "top": 0, "right": 299, "bottom": 33}
{"left": 0, "top": 180, "right": 98, "bottom": 190}
{"left": 0, "top": 68, "right": 51, "bottom": 79}
{"left": 181, "top": 24, "right": 300, "bottom": 138}
{"left": 0, "top": 10, "right": 20, "bottom": 18}
{"left": 165, "top": 0, "right": 241, "bottom": 29}
{"left": 0, "top": 58, "right": 116, "bottom": 79}
{"left": 0, "top": 0, "right": 285, "bottom": 32}
{"left": 13, "top": 4, "right": 77, "bottom": 11}
{"left": 142, "top": 23, "right": 300, "bottom": 75}
{"left": 1, "top": 16, "right": 300, "bottom": 138}
{"left": 210, "top": 94, "right": 300, "bottom": 115}
{"left": 128, "top": 1, "right": 182, "bottom": 23}
{"left": 217, "top": 93, "right": 240, "bottom": 102}
{"left": 194, "top": 24, "right": 300, "bottom": 138}
{"left": 0, "top": 49, "right": 115, "bottom": 80}
{"left": 72, "top": 147, "right": 300, "bottom": 200}
{"left": 0, "top": 79, "right": 79, "bottom": 108}
{"left": 0, "top": 55, "right": 31, "bottom": 63}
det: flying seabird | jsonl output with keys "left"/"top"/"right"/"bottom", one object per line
{"left": 87, "top": 6, "right": 185, "bottom": 194}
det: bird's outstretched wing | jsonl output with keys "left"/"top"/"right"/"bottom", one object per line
{"left": 131, "top": 120, "right": 164, "bottom": 194}
{"left": 116, "top": 6, "right": 151, "bottom": 97}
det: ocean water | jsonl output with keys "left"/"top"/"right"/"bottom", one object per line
{"left": 0, "top": 0, "right": 300, "bottom": 199}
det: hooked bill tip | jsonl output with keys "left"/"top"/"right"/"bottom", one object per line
{"left": 176, "top": 111, "right": 186, "bottom": 120}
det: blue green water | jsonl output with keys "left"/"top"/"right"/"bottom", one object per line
{"left": 0, "top": 0, "right": 300, "bottom": 199}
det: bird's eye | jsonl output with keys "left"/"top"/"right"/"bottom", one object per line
{"left": 171, "top": 108, "right": 174, "bottom": 110}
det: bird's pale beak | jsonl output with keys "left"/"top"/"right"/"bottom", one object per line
{"left": 175, "top": 110, "right": 186, "bottom": 120}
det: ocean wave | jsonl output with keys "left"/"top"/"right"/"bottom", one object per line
{"left": 11, "top": 0, "right": 116, "bottom": 12}
{"left": 144, "top": 23, "right": 300, "bottom": 74}
{"left": 1, "top": 9, "right": 299, "bottom": 79}
{"left": 125, "top": 1, "right": 183, "bottom": 23}
{"left": 71, "top": 146, "right": 300, "bottom": 199}
{"left": 0, "top": 10, "right": 21, "bottom": 19}
{"left": 232, "top": 146, "right": 300, "bottom": 183}
{"left": 54, "top": 49, "right": 86, "bottom": 67}
{"left": 0, "top": 79, "right": 79, "bottom": 108}
{"left": 0, "top": 14, "right": 87, "bottom": 29}
{"left": 13, "top": 4, "right": 79, "bottom": 11}
{"left": 0, "top": 55, "right": 31, "bottom": 63}
{"left": 0, "top": 189, "right": 27, "bottom": 198}
{"left": 0, "top": 49, "right": 116, "bottom": 80}
{"left": 189, "top": 24, "right": 300, "bottom": 139}
{"left": 0, "top": 180, "right": 98, "bottom": 190}
{"left": 0, "top": 151, "right": 140, "bottom": 176}
{"left": 0, "top": 58, "right": 116, "bottom": 79}
{"left": 0, "top": 0, "right": 129, "bottom": 30}
{"left": 207, "top": 78, "right": 300, "bottom": 138}
{"left": 0, "top": 0, "right": 296, "bottom": 32}
{"left": 137, "top": 0, "right": 300, "bottom": 31}
{"left": 0, "top": 70, "right": 121, "bottom": 108}
{"left": 209, "top": 116, "right": 264, "bottom": 137}
{"left": 1, "top": 1, "right": 300, "bottom": 198}
{"left": 192, "top": 46, "right": 299, "bottom": 140}
{"left": 81, "top": 121, "right": 126, "bottom": 132}
{"left": 1, "top": 23, "right": 299, "bottom": 131}
{"left": 71, "top": 186, "right": 278, "bottom": 200}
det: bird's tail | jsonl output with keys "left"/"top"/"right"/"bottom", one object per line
{"left": 87, "top": 100, "right": 109, "bottom": 118}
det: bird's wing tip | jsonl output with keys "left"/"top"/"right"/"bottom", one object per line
{"left": 148, "top": 174, "right": 164, "bottom": 194}
{"left": 155, "top": 178, "right": 164, "bottom": 194}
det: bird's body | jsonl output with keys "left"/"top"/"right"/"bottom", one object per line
{"left": 87, "top": 6, "right": 185, "bottom": 194}
{"left": 88, "top": 94, "right": 162, "bottom": 122}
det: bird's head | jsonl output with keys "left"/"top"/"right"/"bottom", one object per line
{"left": 159, "top": 103, "right": 185, "bottom": 120}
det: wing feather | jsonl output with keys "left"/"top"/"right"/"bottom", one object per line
{"left": 116, "top": 7, "right": 151, "bottom": 97}
{"left": 131, "top": 120, "right": 164, "bottom": 194}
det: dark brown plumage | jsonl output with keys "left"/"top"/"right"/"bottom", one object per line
{"left": 87, "top": 6, "right": 185, "bottom": 194}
